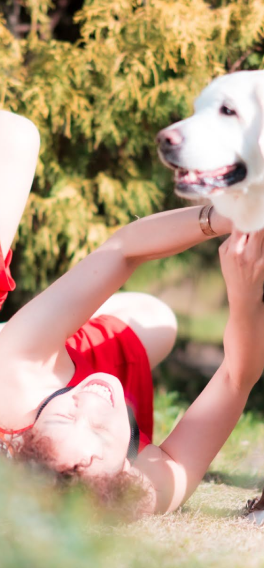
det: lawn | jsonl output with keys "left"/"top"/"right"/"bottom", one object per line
{"left": 2, "top": 396, "right": 264, "bottom": 568}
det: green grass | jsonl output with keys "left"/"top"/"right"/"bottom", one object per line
{"left": 2, "top": 393, "right": 264, "bottom": 567}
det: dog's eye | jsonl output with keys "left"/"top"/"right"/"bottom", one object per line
{"left": 220, "top": 105, "right": 237, "bottom": 117}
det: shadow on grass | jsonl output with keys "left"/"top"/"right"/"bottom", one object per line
{"left": 203, "top": 470, "right": 264, "bottom": 490}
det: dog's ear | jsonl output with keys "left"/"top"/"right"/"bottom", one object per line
{"left": 255, "top": 82, "right": 264, "bottom": 157}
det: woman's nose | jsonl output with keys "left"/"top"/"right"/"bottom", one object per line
{"left": 73, "top": 391, "right": 100, "bottom": 410}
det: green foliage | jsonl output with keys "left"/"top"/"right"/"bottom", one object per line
{"left": 1, "top": 0, "right": 264, "bottom": 305}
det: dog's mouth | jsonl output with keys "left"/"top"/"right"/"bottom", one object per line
{"left": 174, "top": 162, "right": 247, "bottom": 197}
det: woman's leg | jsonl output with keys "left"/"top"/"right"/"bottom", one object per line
{"left": 0, "top": 111, "right": 40, "bottom": 259}
{"left": 92, "top": 291, "right": 177, "bottom": 369}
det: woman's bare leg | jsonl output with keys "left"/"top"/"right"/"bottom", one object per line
{"left": 0, "top": 111, "right": 40, "bottom": 259}
{"left": 92, "top": 291, "right": 177, "bottom": 369}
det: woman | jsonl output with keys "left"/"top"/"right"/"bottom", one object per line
{"left": 0, "top": 178, "right": 264, "bottom": 515}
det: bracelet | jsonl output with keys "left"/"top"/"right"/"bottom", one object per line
{"left": 199, "top": 204, "right": 217, "bottom": 237}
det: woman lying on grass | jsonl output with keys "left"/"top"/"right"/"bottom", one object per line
{"left": 1, "top": 113, "right": 264, "bottom": 516}
{"left": 2, "top": 169, "right": 264, "bottom": 516}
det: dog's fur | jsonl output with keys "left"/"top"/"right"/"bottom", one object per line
{"left": 157, "top": 70, "right": 264, "bottom": 232}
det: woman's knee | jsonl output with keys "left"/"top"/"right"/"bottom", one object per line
{"left": 96, "top": 292, "right": 177, "bottom": 369}
{"left": 131, "top": 293, "right": 177, "bottom": 368}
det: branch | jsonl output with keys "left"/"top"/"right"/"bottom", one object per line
{"left": 229, "top": 49, "right": 252, "bottom": 73}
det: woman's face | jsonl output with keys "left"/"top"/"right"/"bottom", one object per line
{"left": 33, "top": 373, "right": 131, "bottom": 476}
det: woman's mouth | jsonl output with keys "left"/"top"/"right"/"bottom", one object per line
{"left": 83, "top": 380, "right": 114, "bottom": 407}
{"left": 174, "top": 162, "right": 247, "bottom": 195}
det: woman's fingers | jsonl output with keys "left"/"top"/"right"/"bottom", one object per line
{"left": 219, "top": 226, "right": 264, "bottom": 311}
{"left": 220, "top": 228, "right": 264, "bottom": 263}
{"left": 218, "top": 235, "right": 230, "bottom": 256}
{"left": 229, "top": 229, "right": 248, "bottom": 250}
{"left": 219, "top": 229, "right": 248, "bottom": 255}
{"left": 246, "top": 228, "right": 264, "bottom": 259}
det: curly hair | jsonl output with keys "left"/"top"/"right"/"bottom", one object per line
{"left": 15, "top": 430, "right": 153, "bottom": 521}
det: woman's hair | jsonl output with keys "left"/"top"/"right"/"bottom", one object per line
{"left": 14, "top": 430, "right": 152, "bottom": 521}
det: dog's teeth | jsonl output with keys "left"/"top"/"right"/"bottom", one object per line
{"left": 188, "top": 171, "right": 197, "bottom": 182}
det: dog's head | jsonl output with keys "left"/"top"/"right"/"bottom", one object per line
{"left": 157, "top": 70, "right": 264, "bottom": 231}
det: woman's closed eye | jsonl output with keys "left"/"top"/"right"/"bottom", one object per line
{"left": 54, "top": 413, "right": 75, "bottom": 422}
{"left": 42, "top": 414, "right": 75, "bottom": 427}
{"left": 89, "top": 420, "right": 112, "bottom": 443}
{"left": 90, "top": 419, "right": 108, "bottom": 432}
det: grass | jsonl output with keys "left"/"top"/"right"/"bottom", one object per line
{"left": 2, "top": 394, "right": 264, "bottom": 568}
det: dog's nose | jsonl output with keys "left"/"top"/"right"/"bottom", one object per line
{"left": 156, "top": 127, "right": 183, "bottom": 148}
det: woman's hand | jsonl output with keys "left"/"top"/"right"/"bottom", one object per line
{"left": 220, "top": 228, "right": 264, "bottom": 389}
{"left": 219, "top": 229, "right": 264, "bottom": 317}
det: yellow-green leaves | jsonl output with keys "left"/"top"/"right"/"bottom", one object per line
{"left": 1, "top": 0, "right": 264, "bottom": 303}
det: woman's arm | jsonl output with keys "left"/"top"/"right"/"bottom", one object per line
{"left": 121, "top": 205, "right": 231, "bottom": 261}
{"left": 135, "top": 360, "right": 251, "bottom": 514}
{"left": 0, "top": 206, "right": 230, "bottom": 357}
{"left": 0, "top": 111, "right": 40, "bottom": 259}
{"left": 221, "top": 230, "right": 264, "bottom": 386}
{"left": 135, "top": 229, "right": 264, "bottom": 514}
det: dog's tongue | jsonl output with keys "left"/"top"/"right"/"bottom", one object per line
{"left": 198, "top": 165, "right": 235, "bottom": 178}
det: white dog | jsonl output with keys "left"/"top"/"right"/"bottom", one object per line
{"left": 157, "top": 70, "right": 264, "bottom": 232}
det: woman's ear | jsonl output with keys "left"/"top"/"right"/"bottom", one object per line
{"left": 122, "top": 458, "right": 131, "bottom": 472}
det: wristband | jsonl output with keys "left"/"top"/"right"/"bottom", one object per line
{"left": 199, "top": 205, "right": 217, "bottom": 237}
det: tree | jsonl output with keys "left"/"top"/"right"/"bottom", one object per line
{"left": 1, "top": 0, "right": 264, "bottom": 315}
